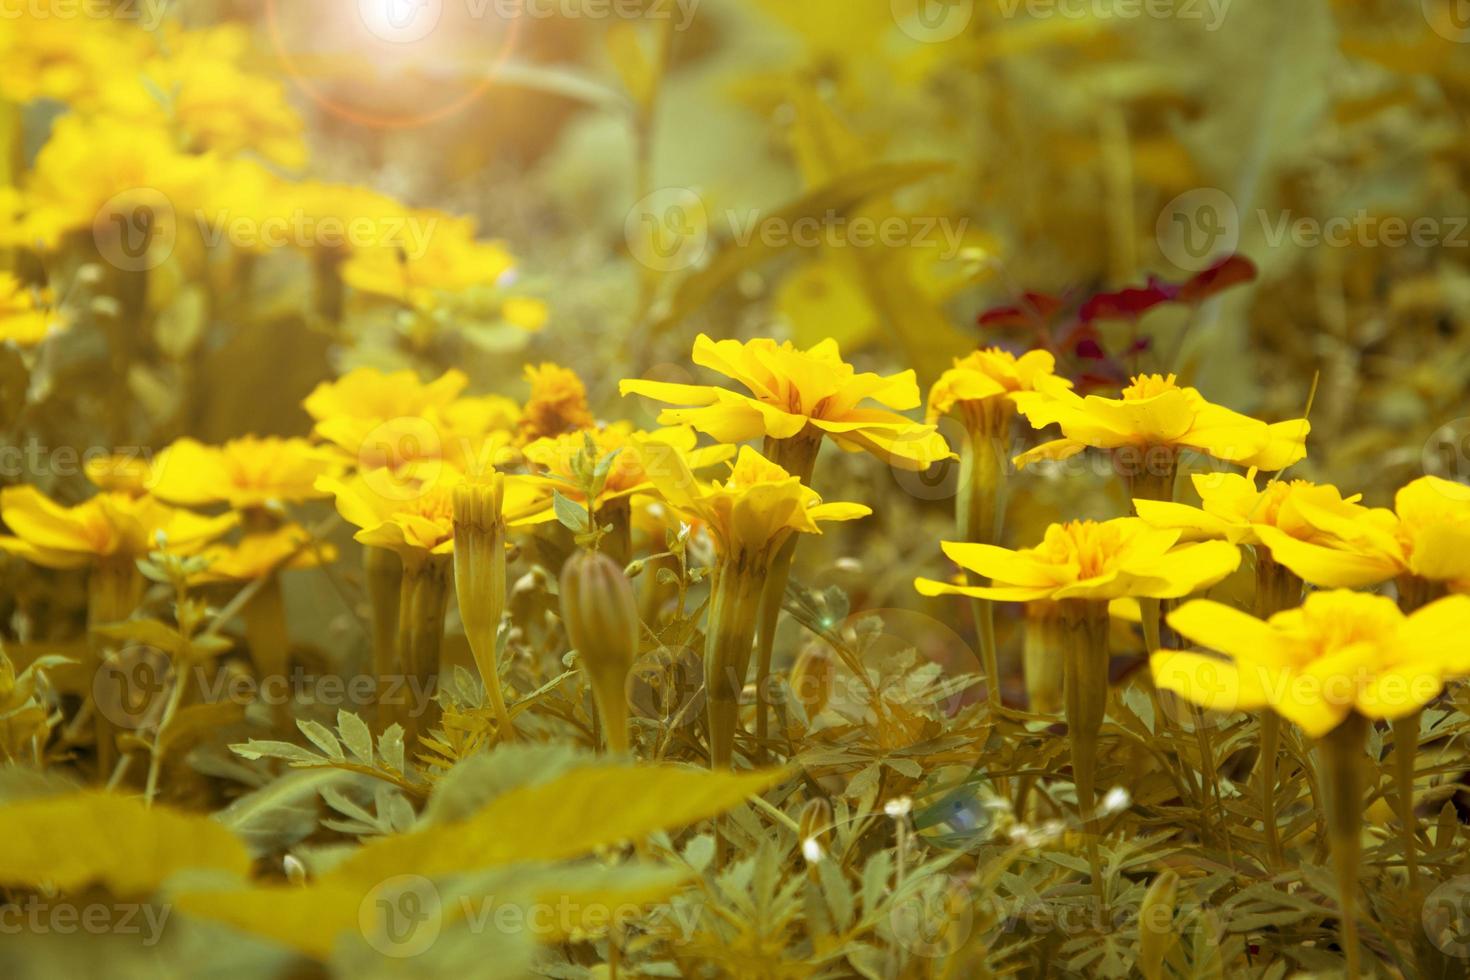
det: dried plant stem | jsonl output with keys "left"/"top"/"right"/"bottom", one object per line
{"left": 1318, "top": 712, "right": 1367, "bottom": 978}
{"left": 1061, "top": 599, "right": 1111, "bottom": 912}
{"left": 1258, "top": 712, "right": 1284, "bottom": 869}
{"left": 752, "top": 433, "right": 821, "bottom": 760}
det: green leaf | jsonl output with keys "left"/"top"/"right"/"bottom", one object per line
{"left": 552, "top": 490, "right": 591, "bottom": 535}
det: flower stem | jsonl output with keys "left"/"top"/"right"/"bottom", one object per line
{"left": 706, "top": 561, "right": 767, "bottom": 770}
{"left": 1318, "top": 712, "right": 1368, "bottom": 977}
{"left": 1253, "top": 555, "right": 1300, "bottom": 870}
{"left": 87, "top": 558, "right": 144, "bottom": 779}
{"left": 1061, "top": 599, "right": 1111, "bottom": 911}
{"left": 364, "top": 545, "right": 402, "bottom": 730}
{"left": 396, "top": 556, "right": 451, "bottom": 743}
{"left": 751, "top": 433, "right": 821, "bottom": 761}
{"left": 1392, "top": 712, "right": 1421, "bottom": 892}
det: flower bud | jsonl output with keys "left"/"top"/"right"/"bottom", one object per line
{"left": 560, "top": 549, "right": 640, "bottom": 753}
{"left": 788, "top": 639, "right": 835, "bottom": 721}
{"left": 454, "top": 474, "right": 513, "bottom": 739}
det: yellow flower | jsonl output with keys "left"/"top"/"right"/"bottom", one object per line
{"left": 927, "top": 347, "right": 1069, "bottom": 427}
{"left": 1135, "top": 471, "right": 1369, "bottom": 548}
{"left": 649, "top": 446, "right": 870, "bottom": 562}
{"left": 521, "top": 423, "right": 734, "bottom": 520}
{"left": 915, "top": 518, "right": 1240, "bottom": 603}
{"left": 0, "top": 273, "right": 62, "bottom": 347}
{"left": 150, "top": 437, "right": 340, "bottom": 511}
{"left": 318, "top": 467, "right": 547, "bottom": 566}
{"left": 1152, "top": 590, "right": 1470, "bottom": 737}
{"left": 620, "top": 334, "right": 951, "bottom": 471}
{"left": 1012, "top": 373, "right": 1309, "bottom": 473}
{"left": 85, "top": 454, "right": 157, "bottom": 497}
{"left": 341, "top": 217, "right": 518, "bottom": 312}
{"left": 304, "top": 367, "right": 519, "bottom": 476}
{"left": 0, "top": 14, "right": 149, "bottom": 107}
{"left": 0, "top": 487, "right": 237, "bottom": 570}
{"left": 519, "top": 363, "right": 596, "bottom": 445}
{"left": 1253, "top": 476, "right": 1470, "bottom": 591}
{"left": 18, "top": 116, "right": 213, "bottom": 251}
{"left": 191, "top": 525, "right": 338, "bottom": 584}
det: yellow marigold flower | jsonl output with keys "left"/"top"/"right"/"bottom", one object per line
{"left": 915, "top": 518, "right": 1240, "bottom": 603}
{"left": 85, "top": 454, "right": 157, "bottom": 497}
{"left": 318, "top": 467, "right": 547, "bottom": 566}
{"left": 1152, "top": 589, "right": 1470, "bottom": 737}
{"left": 1135, "top": 471, "right": 1369, "bottom": 548}
{"left": 0, "top": 14, "right": 149, "bottom": 107}
{"left": 519, "top": 363, "right": 595, "bottom": 445}
{"left": 150, "top": 437, "right": 340, "bottom": 511}
{"left": 341, "top": 217, "right": 518, "bottom": 312}
{"left": 522, "top": 423, "right": 734, "bottom": 519}
{"left": 191, "top": 525, "right": 337, "bottom": 584}
{"left": 0, "top": 487, "right": 237, "bottom": 570}
{"left": 1012, "top": 373, "right": 1309, "bottom": 474}
{"left": 0, "top": 273, "right": 62, "bottom": 347}
{"left": 620, "top": 334, "right": 951, "bottom": 471}
{"left": 927, "top": 347, "right": 1069, "bottom": 427}
{"left": 18, "top": 116, "right": 213, "bottom": 251}
{"left": 1254, "top": 476, "right": 1470, "bottom": 591}
{"left": 649, "top": 446, "right": 871, "bottom": 561}
{"left": 304, "top": 367, "right": 519, "bottom": 476}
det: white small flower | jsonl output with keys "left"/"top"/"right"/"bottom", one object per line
{"left": 1100, "top": 786, "right": 1131, "bottom": 816}
{"left": 801, "top": 837, "right": 825, "bottom": 864}
{"left": 283, "top": 854, "right": 306, "bottom": 885}
{"left": 883, "top": 796, "right": 913, "bottom": 819}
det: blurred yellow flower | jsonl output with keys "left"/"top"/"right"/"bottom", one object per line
{"left": 915, "top": 518, "right": 1240, "bottom": 603}
{"left": 304, "top": 366, "right": 468, "bottom": 425}
{"left": 85, "top": 454, "right": 157, "bottom": 497}
{"left": 318, "top": 467, "right": 546, "bottom": 566}
{"left": 19, "top": 116, "right": 212, "bottom": 251}
{"left": 1254, "top": 475, "right": 1470, "bottom": 591}
{"left": 191, "top": 525, "right": 337, "bottom": 584}
{"left": 0, "top": 487, "right": 237, "bottom": 570}
{"left": 341, "top": 217, "right": 518, "bottom": 312}
{"left": 519, "top": 363, "right": 595, "bottom": 445}
{"left": 1013, "top": 373, "right": 1309, "bottom": 474}
{"left": 150, "top": 437, "right": 340, "bottom": 512}
{"left": 649, "top": 445, "right": 870, "bottom": 561}
{"left": 620, "top": 334, "right": 951, "bottom": 471}
{"left": 1152, "top": 590, "right": 1470, "bottom": 737}
{"left": 0, "top": 273, "right": 61, "bottom": 347}
{"left": 927, "top": 347, "right": 1069, "bottom": 428}
{"left": 0, "top": 15, "right": 148, "bottom": 107}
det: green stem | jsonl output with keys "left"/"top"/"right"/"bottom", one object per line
{"left": 1062, "top": 599, "right": 1111, "bottom": 912}
{"left": 396, "top": 556, "right": 451, "bottom": 743}
{"left": 88, "top": 558, "right": 144, "bottom": 780}
{"left": 1259, "top": 712, "right": 1284, "bottom": 869}
{"left": 1392, "top": 712, "right": 1421, "bottom": 893}
{"left": 751, "top": 432, "right": 821, "bottom": 761}
{"left": 706, "top": 560, "right": 767, "bottom": 770}
{"left": 1319, "top": 712, "right": 1368, "bottom": 977}
{"left": 364, "top": 545, "right": 402, "bottom": 730}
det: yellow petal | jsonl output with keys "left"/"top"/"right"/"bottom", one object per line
{"left": 1150, "top": 650, "right": 1274, "bottom": 713}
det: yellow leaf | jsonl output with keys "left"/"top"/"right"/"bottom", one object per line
{"left": 0, "top": 792, "right": 251, "bottom": 896}
{"left": 332, "top": 764, "right": 788, "bottom": 884}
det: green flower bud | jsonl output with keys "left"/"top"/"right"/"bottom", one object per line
{"left": 560, "top": 549, "right": 640, "bottom": 753}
